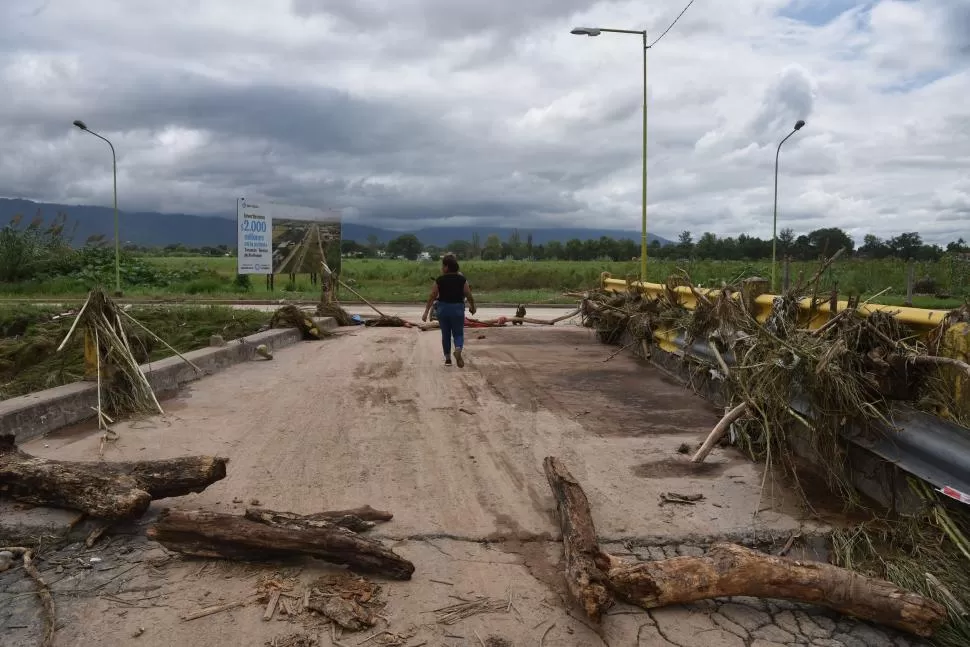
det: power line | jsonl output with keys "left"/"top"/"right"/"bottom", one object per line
{"left": 649, "top": 0, "right": 696, "bottom": 48}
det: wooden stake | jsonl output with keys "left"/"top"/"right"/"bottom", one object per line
{"left": 336, "top": 279, "right": 387, "bottom": 318}
{"left": 181, "top": 595, "right": 260, "bottom": 621}
{"left": 56, "top": 292, "right": 92, "bottom": 352}
{"left": 263, "top": 590, "right": 281, "bottom": 621}
{"left": 690, "top": 402, "right": 749, "bottom": 463}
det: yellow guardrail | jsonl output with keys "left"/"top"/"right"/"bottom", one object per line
{"left": 601, "top": 274, "right": 968, "bottom": 416}
{"left": 601, "top": 275, "right": 952, "bottom": 331}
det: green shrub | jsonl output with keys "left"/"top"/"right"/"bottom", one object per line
{"left": 184, "top": 276, "right": 229, "bottom": 294}
{"left": 233, "top": 274, "right": 252, "bottom": 292}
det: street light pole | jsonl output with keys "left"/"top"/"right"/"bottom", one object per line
{"left": 771, "top": 119, "right": 806, "bottom": 292}
{"left": 640, "top": 31, "right": 648, "bottom": 283}
{"left": 73, "top": 119, "right": 121, "bottom": 296}
{"left": 571, "top": 26, "right": 649, "bottom": 282}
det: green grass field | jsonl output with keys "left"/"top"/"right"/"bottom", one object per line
{"left": 0, "top": 256, "right": 966, "bottom": 309}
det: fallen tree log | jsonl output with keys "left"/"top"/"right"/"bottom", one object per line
{"left": 244, "top": 508, "right": 376, "bottom": 533}
{"left": 105, "top": 456, "right": 228, "bottom": 499}
{"left": 542, "top": 456, "right": 614, "bottom": 621}
{"left": 148, "top": 509, "right": 414, "bottom": 580}
{"left": 604, "top": 543, "right": 946, "bottom": 637}
{"left": 309, "top": 505, "right": 393, "bottom": 522}
{"left": 542, "top": 455, "right": 947, "bottom": 638}
{"left": 0, "top": 435, "right": 227, "bottom": 520}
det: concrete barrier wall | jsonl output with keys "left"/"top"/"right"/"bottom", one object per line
{"left": 0, "top": 327, "right": 303, "bottom": 444}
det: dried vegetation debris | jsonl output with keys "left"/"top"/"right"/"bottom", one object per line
{"left": 581, "top": 263, "right": 969, "bottom": 490}
{"left": 270, "top": 305, "right": 331, "bottom": 340}
{"left": 314, "top": 302, "right": 354, "bottom": 327}
{"left": 251, "top": 570, "right": 388, "bottom": 633}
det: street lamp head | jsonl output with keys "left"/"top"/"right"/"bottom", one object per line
{"left": 570, "top": 27, "right": 601, "bottom": 36}
{"left": 72, "top": 120, "right": 88, "bottom": 131}
{"left": 794, "top": 119, "right": 806, "bottom": 130}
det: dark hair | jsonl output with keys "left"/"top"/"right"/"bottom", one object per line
{"left": 441, "top": 254, "right": 460, "bottom": 273}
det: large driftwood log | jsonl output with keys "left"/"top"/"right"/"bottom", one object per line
{"left": 0, "top": 435, "right": 227, "bottom": 520}
{"left": 148, "top": 509, "right": 414, "bottom": 580}
{"left": 543, "top": 455, "right": 947, "bottom": 638}
{"left": 111, "top": 456, "right": 228, "bottom": 499}
{"left": 309, "top": 505, "right": 393, "bottom": 522}
{"left": 605, "top": 543, "right": 946, "bottom": 637}
{"left": 245, "top": 508, "right": 376, "bottom": 533}
{"left": 542, "top": 456, "right": 614, "bottom": 621}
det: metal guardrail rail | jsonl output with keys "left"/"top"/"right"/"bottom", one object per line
{"left": 601, "top": 274, "right": 970, "bottom": 505}
{"left": 672, "top": 336, "right": 970, "bottom": 501}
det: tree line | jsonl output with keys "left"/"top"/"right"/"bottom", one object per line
{"left": 343, "top": 228, "right": 970, "bottom": 262}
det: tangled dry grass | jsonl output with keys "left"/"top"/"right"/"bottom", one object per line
{"left": 315, "top": 302, "right": 354, "bottom": 327}
{"left": 270, "top": 305, "right": 332, "bottom": 340}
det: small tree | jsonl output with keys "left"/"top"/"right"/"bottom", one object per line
{"left": 386, "top": 234, "right": 423, "bottom": 260}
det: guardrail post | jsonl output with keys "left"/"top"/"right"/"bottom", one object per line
{"left": 944, "top": 323, "right": 970, "bottom": 421}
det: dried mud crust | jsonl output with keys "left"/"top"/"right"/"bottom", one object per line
{"left": 0, "top": 534, "right": 930, "bottom": 647}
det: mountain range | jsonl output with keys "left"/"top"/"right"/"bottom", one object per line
{"left": 0, "top": 198, "right": 673, "bottom": 248}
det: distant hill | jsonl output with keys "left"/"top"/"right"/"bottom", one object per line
{"left": 0, "top": 198, "right": 673, "bottom": 248}
{"left": 0, "top": 198, "right": 236, "bottom": 248}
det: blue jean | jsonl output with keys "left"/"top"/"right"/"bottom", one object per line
{"left": 437, "top": 302, "right": 465, "bottom": 357}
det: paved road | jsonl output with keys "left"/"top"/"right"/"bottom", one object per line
{"left": 6, "top": 326, "right": 927, "bottom": 647}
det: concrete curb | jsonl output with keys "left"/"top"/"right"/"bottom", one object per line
{"left": 0, "top": 325, "right": 320, "bottom": 444}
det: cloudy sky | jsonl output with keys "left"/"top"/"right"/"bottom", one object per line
{"left": 1, "top": 0, "right": 968, "bottom": 243}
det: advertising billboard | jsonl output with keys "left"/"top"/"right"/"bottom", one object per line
{"left": 237, "top": 199, "right": 342, "bottom": 276}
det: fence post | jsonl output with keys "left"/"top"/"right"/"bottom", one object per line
{"left": 782, "top": 256, "right": 791, "bottom": 293}
{"left": 905, "top": 259, "right": 915, "bottom": 307}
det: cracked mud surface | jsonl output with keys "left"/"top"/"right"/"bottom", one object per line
{"left": 2, "top": 327, "right": 929, "bottom": 646}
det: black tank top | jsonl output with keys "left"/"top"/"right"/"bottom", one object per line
{"left": 436, "top": 273, "right": 466, "bottom": 303}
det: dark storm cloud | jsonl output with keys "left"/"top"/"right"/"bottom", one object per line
{"left": 745, "top": 66, "right": 815, "bottom": 144}
{"left": 292, "top": 0, "right": 617, "bottom": 37}
{"left": 3, "top": 72, "right": 446, "bottom": 159}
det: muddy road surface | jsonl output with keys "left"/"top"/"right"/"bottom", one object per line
{"left": 6, "top": 326, "right": 924, "bottom": 647}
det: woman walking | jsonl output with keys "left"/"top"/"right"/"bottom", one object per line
{"left": 422, "top": 255, "right": 476, "bottom": 367}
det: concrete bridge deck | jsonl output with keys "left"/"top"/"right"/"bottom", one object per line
{"left": 3, "top": 325, "right": 925, "bottom": 647}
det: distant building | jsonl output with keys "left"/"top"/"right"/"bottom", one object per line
{"left": 418, "top": 251, "right": 432, "bottom": 261}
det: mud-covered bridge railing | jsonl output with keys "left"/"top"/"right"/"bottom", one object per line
{"left": 599, "top": 272, "right": 970, "bottom": 510}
